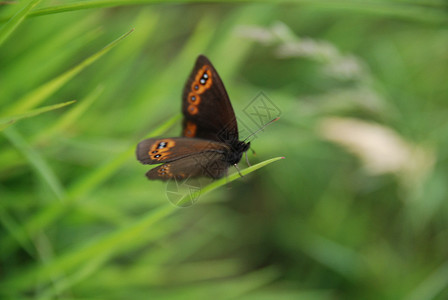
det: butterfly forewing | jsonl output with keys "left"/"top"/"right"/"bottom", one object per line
{"left": 181, "top": 55, "right": 239, "bottom": 143}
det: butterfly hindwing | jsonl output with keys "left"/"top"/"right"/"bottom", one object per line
{"left": 136, "top": 137, "right": 228, "bottom": 165}
{"left": 181, "top": 55, "right": 239, "bottom": 143}
{"left": 146, "top": 152, "right": 229, "bottom": 181}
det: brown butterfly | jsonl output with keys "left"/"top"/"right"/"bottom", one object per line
{"left": 136, "top": 55, "right": 251, "bottom": 181}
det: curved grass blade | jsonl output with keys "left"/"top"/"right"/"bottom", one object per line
{"left": 175, "top": 156, "right": 285, "bottom": 207}
{"left": 0, "top": 0, "right": 446, "bottom": 24}
{"left": 0, "top": 0, "right": 41, "bottom": 46}
{"left": 0, "top": 120, "right": 15, "bottom": 131}
{"left": 0, "top": 203, "right": 35, "bottom": 257}
{"left": 2, "top": 127, "right": 66, "bottom": 200}
{"left": 0, "top": 88, "right": 102, "bottom": 171}
{"left": 0, "top": 113, "right": 181, "bottom": 258}
{"left": 34, "top": 86, "right": 104, "bottom": 142}
{"left": 407, "top": 259, "right": 448, "bottom": 300}
{"left": 31, "top": 0, "right": 155, "bottom": 16}
{"left": 2, "top": 204, "right": 173, "bottom": 292}
{"left": 68, "top": 113, "right": 181, "bottom": 198}
{"left": 1, "top": 153, "right": 283, "bottom": 292}
{"left": 0, "top": 100, "right": 76, "bottom": 131}
{"left": 5, "top": 28, "right": 134, "bottom": 115}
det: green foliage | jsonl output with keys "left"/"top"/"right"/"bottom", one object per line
{"left": 1, "top": 1, "right": 448, "bottom": 299}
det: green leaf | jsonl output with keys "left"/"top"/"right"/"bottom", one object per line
{"left": 175, "top": 156, "right": 285, "bottom": 207}
{"left": 0, "top": 0, "right": 41, "bottom": 46}
{"left": 0, "top": 100, "right": 76, "bottom": 131}
{"left": 4, "top": 28, "right": 134, "bottom": 115}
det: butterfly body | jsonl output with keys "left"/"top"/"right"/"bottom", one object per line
{"left": 137, "top": 55, "right": 250, "bottom": 181}
{"left": 225, "top": 140, "right": 251, "bottom": 165}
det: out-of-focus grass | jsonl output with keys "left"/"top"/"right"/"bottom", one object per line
{"left": 1, "top": 1, "right": 448, "bottom": 299}
{"left": 4, "top": 28, "right": 134, "bottom": 115}
{"left": 0, "top": 0, "right": 41, "bottom": 46}
{"left": 0, "top": 100, "right": 75, "bottom": 130}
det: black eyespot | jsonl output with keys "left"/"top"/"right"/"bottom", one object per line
{"left": 161, "top": 172, "right": 166, "bottom": 175}
{"left": 155, "top": 154, "right": 161, "bottom": 158}
{"left": 194, "top": 85, "right": 199, "bottom": 90}
{"left": 189, "top": 107, "right": 194, "bottom": 111}
{"left": 191, "top": 96, "right": 196, "bottom": 101}
{"left": 203, "top": 73, "right": 208, "bottom": 79}
{"left": 200, "top": 78, "right": 206, "bottom": 84}
{"left": 161, "top": 168, "right": 165, "bottom": 171}
{"left": 152, "top": 150, "right": 157, "bottom": 153}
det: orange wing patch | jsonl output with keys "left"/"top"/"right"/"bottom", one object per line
{"left": 157, "top": 164, "right": 173, "bottom": 177}
{"left": 187, "top": 104, "right": 199, "bottom": 115}
{"left": 156, "top": 164, "right": 187, "bottom": 180}
{"left": 148, "top": 139, "right": 176, "bottom": 161}
{"left": 187, "top": 92, "right": 201, "bottom": 105}
{"left": 187, "top": 65, "right": 212, "bottom": 115}
{"left": 184, "top": 121, "right": 197, "bottom": 137}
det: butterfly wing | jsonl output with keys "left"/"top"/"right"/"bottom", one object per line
{"left": 146, "top": 152, "right": 229, "bottom": 181}
{"left": 136, "top": 137, "right": 228, "bottom": 164}
{"left": 181, "top": 55, "right": 239, "bottom": 144}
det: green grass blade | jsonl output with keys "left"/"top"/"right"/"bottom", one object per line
{"left": 0, "top": 89, "right": 101, "bottom": 171}
{"left": 217, "top": 266, "right": 280, "bottom": 299}
{"left": 0, "top": 114, "right": 181, "bottom": 257}
{"left": 0, "top": 0, "right": 445, "bottom": 24}
{"left": 175, "top": 156, "right": 285, "bottom": 207}
{"left": 0, "top": 204, "right": 35, "bottom": 257}
{"left": 35, "top": 255, "right": 109, "bottom": 300}
{"left": 407, "top": 260, "right": 448, "bottom": 300}
{"left": 4, "top": 28, "right": 134, "bottom": 115}
{"left": 34, "top": 86, "right": 104, "bottom": 142}
{"left": 0, "top": 0, "right": 41, "bottom": 46}
{"left": 3, "top": 157, "right": 283, "bottom": 292}
{"left": 68, "top": 113, "right": 181, "bottom": 198}
{"left": 3, "top": 204, "right": 174, "bottom": 291}
{"left": 142, "top": 113, "right": 182, "bottom": 138}
{"left": 32, "top": 0, "right": 155, "bottom": 16}
{"left": 0, "top": 120, "right": 15, "bottom": 131}
{"left": 0, "top": 100, "right": 76, "bottom": 131}
{"left": 2, "top": 127, "right": 66, "bottom": 200}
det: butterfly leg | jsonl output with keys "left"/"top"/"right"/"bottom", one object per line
{"left": 245, "top": 151, "right": 251, "bottom": 167}
{"left": 233, "top": 164, "right": 244, "bottom": 178}
{"left": 225, "top": 168, "right": 232, "bottom": 189}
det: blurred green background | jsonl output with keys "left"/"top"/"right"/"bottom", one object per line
{"left": 1, "top": 1, "right": 448, "bottom": 299}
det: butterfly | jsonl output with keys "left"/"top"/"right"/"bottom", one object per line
{"left": 136, "top": 55, "right": 252, "bottom": 181}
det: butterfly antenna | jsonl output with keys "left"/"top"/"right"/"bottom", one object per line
{"left": 243, "top": 117, "right": 279, "bottom": 142}
{"left": 234, "top": 164, "right": 244, "bottom": 178}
